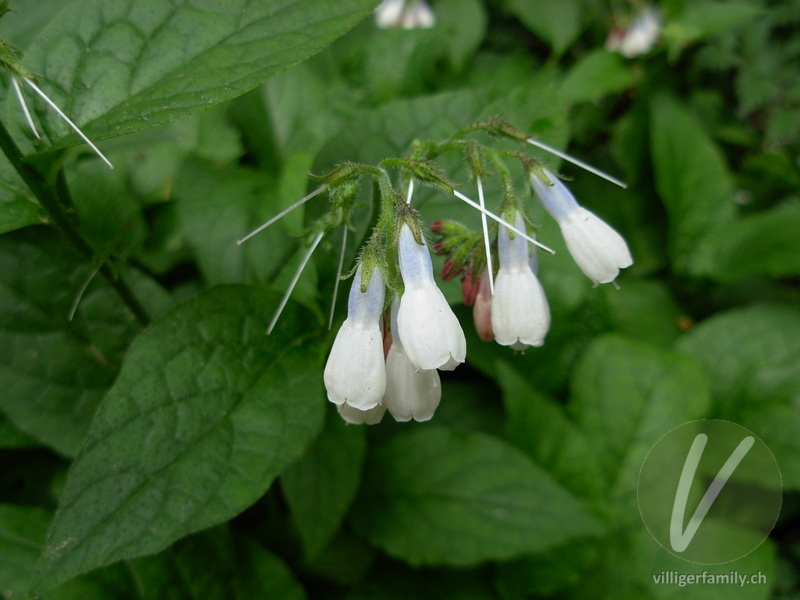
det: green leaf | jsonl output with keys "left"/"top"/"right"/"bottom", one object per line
{"left": 600, "top": 280, "right": 684, "bottom": 346}
{"left": 0, "top": 504, "right": 50, "bottom": 599}
{"left": 0, "top": 412, "right": 39, "bottom": 449}
{"left": 570, "top": 335, "right": 712, "bottom": 522}
{"left": 498, "top": 360, "right": 604, "bottom": 500}
{"left": 0, "top": 155, "right": 47, "bottom": 235}
{"left": 435, "top": 0, "right": 487, "bottom": 72}
{"left": 560, "top": 50, "right": 636, "bottom": 105}
{"left": 345, "top": 562, "right": 497, "bottom": 600}
{"left": 575, "top": 528, "right": 776, "bottom": 600}
{"left": 0, "top": 229, "right": 168, "bottom": 456}
{"left": 131, "top": 527, "right": 307, "bottom": 600}
{"left": 173, "top": 156, "right": 321, "bottom": 288}
{"left": 505, "top": 0, "right": 584, "bottom": 55}
{"left": 352, "top": 427, "right": 600, "bottom": 566}
{"left": 21, "top": 0, "right": 377, "bottom": 148}
{"left": 281, "top": 409, "right": 366, "bottom": 561}
{"left": 649, "top": 94, "right": 736, "bottom": 274}
{"left": 665, "top": 1, "right": 763, "bottom": 60}
{"left": 676, "top": 304, "right": 800, "bottom": 488}
{"left": 699, "top": 201, "right": 800, "bottom": 281}
{"left": 32, "top": 285, "right": 326, "bottom": 591}
{"left": 66, "top": 161, "right": 147, "bottom": 257}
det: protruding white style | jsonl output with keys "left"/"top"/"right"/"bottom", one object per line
{"left": 397, "top": 223, "right": 466, "bottom": 371}
{"left": 12, "top": 77, "right": 39, "bottom": 139}
{"left": 337, "top": 401, "right": 386, "bottom": 425}
{"left": 21, "top": 77, "right": 113, "bottom": 169}
{"left": 476, "top": 177, "right": 494, "bottom": 295}
{"left": 491, "top": 213, "right": 550, "bottom": 349}
{"left": 237, "top": 186, "right": 327, "bottom": 245}
{"left": 328, "top": 226, "right": 349, "bottom": 330}
{"left": 383, "top": 298, "right": 441, "bottom": 422}
{"left": 607, "top": 6, "right": 661, "bottom": 59}
{"left": 525, "top": 137, "right": 627, "bottom": 189}
{"left": 267, "top": 231, "right": 324, "bottom": 334}
{"left": 375, "top": 0, "right": 436, "bottom": 29}
{"left": 324, "top": 264, "right": 386, "bottom": 410}
{"left": 531, "top": 169, "right": 633, "bottom": 285}
{"left": 452, "top": 190, "right": 555, "bottom": 254}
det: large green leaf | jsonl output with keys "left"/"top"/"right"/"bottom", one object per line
{"left": 0, "top": 229, "right": 170, "bottom": 456}
{"left": 676, "top": 304, "right": 800, "bottom": 488}
{"left": 173, "top": 157, "right": 317, "bottom": 286}
{"left": 559, "top": 50, "right": 636, "bottom": 105}
{"left": 130, "top": 527, "right": 307, "bottom": 600}
{"left": 352, "top": 427, "right": 600, "bottom": 566}
{"left": 573, "top": 528, "right": 776, "bottom": 600}
{"left": 0, "top": 155, "right": 47, "bottom": 235}
{"left": 0, "top": 504, "right": 51, "bottom": 599}
{"left": 699, "top": 200, "right": 800, "bottom": 281}
{"left": 505, "top": 0, "right": 584, "bottom": 56}
{"left": 31, "top": 285, "right": 326, "bottom": 591}
{"left": 19, "top": 0, "right": 377, "bottom": 149}
{"left": 498, "top": 361, "right": 604, "bottom": 501}
{"left": 0, "top": 413, "right": 39, "bottom": 449}
{"left": 569, "top": 335, "right": 712, "bottom": 523}
{"left": 649, "top": 94, "right": 736, "bottom": 274}
{"left": 281, "top": 410, "right": 366, "bottom": 561}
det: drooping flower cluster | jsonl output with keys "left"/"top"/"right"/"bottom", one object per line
{"left": 237, "top": 118, "right": 633, "bottom": 425}
{"left": 323, "top": 217, "right": 462, "bottom": 424}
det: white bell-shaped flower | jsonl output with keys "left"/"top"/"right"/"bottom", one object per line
{"left": 397, "top": 223, "right": 466, "bottom": 371}
{"left": 337, "top": 401, "right": 386, "bottom": 425}
{"left": 383, "top": 298, "right": 441, "bottom": 422}
{"left": 531, "top": 169, "right": 633, "bottom": 285}
{"left": 323, "top": 264, "right": 386, "bottom": 410}
{"left": 491, "top": 213, "right": 550, "bottom": 349}
{"left": 375, "top": 0, "right": 436, "bottom": 29}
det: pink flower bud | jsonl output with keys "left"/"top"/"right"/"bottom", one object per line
{"left": 461, "top": 267, "right": 479, "bottom": 307}
{"left": 473, "top": 272, "right": 494, "bottom": 342}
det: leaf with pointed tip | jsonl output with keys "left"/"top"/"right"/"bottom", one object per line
{"left": 20, "top": 0, "right": 377, "bottom": 150}
{"left": 281, "top": 410, "right": 366, "bottom": 561}
{"left": 352, "top": 427, "right": 600, "bottom": 566}
{"left": 31, "top": 285, "right": 325, "bottom": 591}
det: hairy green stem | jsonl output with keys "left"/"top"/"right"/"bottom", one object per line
{"left": 0, "top": 120, "right": 151, "bottom": 325}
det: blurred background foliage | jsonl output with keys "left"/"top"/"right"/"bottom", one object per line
{"left": 0, "top": 0, "right": 798, "bottom": 598}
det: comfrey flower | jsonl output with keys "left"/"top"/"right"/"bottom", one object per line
{"left": 337, "top": 401, "right": 386, "bottom": 425}
{"left": 491, "top": 213, "right": 550, "bottom": 349}
{"left": 375, "top": 0, "right": 436, "bottom": 29}
{"left": 323, "top": 264, "right": 386, "bottom": 410}
{"left": 606, "top": 6, "right": 661, "bottom": 59}
{"left": 531, "top": 169, "right": 632, "bottom": 285}
{"left": 383, "top": 299, "right": 441, "bottom": 422}
{"left": 397, "top": 223, "right": 466, "bottom": 371}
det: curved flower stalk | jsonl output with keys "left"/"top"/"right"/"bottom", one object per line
{"left": 383, "top": 298, "right": 441, "bottom": 422}
{"left": 491, "top": 212, "right": 550, "bottom": 349}
{"left": 530, "top": 169, "right": 633, "bottom": 285}
{"left": 397, "top": 223, "right": 466, "bottom": 371}
{"left": 323, "top": 263, "right": 386, "bottom": 410}
{"left": 375, "top": 0, "right": 436, "bottom": 29}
